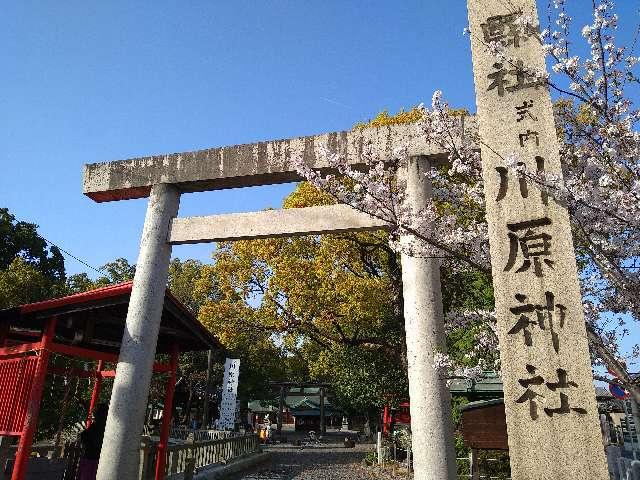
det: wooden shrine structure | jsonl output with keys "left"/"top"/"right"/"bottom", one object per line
{"left": 0, "top": 282, "right": 220, "bottom": 480}
{"left": 269, "top": 381, "right": 331, "bottom": 435}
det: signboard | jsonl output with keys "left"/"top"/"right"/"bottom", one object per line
{"left": 216, "top": 358, "right": 240, "bottom": 431}
{"left": 609, "top": 383, "right": 630, "bottom": 401}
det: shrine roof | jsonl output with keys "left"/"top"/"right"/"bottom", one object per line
{"left": 0, "top": 282, "right": 221, "bottom": 355}
{"left": 460, "top": 398, "right": 505, "bottom": 412}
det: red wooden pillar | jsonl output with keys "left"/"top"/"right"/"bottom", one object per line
{"left": 86, "top": 360, "right": 104, "bottom": 427}
{"left": 12, "top": 316, "right": 57, "bottom": 480}
{"left": 382, "top": 405, "right": 390, "bottom": 436}
{"left": 155, "top": 345, "right": 179, "bottom": 480}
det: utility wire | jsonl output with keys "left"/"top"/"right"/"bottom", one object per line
{"left": 7, "top": 212, "right": 108, "bottom": 276}
{"left": 39, "top": 235, "right": 107, "bottom": 276}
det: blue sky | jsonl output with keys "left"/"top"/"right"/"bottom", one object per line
{"left": 1, "top": 2, "right": 638, "bottom": 363}
{"left": 1, "top": 1, "right": 478, "bottom": 273}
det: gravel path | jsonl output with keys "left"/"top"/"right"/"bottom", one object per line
{"left": 231, "top": 444, "right": 382, "bottom": 480}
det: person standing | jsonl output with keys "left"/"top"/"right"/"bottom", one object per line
{"left": 264, "top": 414, "right": 272, "bottom": 443}
{"left": 79, "top": 404, "right": 108, "bottom": 480}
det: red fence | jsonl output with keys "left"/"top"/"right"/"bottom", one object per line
{"left": 0, "top": 355, "right": 37, "bottom": 435}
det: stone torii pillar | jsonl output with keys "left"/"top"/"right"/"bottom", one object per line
{"left": 96, "top": 184, "right": 180, "bottom": 480}
{"left": 400, "top": 156, "right": 456, "bottom": 480}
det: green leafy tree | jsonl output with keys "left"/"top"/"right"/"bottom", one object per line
{"left": 0, "top": 208, "right": 65, "bottom": 282}
{"left": 198, "top": 180, "right": 495, "bottom": 417}
{"left": 0, "top": 208, "right": 65, "bottom": 307}
{"left": 66, "top": 257, "right": 136, "bottom": 293}
{"left": 198, "top": 182, "right": 404, "bottom": 409}
{"left": 0, "top": 258, "right": 58, "bottom": 309}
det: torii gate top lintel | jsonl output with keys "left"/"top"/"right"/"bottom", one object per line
{"left": 82, "top": 121, "right": 474, "bottom": 203}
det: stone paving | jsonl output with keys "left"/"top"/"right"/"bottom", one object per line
{"left": 231, "top": 444, "right": 389, "bottom": 480}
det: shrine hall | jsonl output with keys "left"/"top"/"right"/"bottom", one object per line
{"left": 0, "top": 282, "right": 220, "bottom": 480}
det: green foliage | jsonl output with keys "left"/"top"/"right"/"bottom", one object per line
{"left": 0, "top": 208, "right": 65, "bottom": 283}
{"left": 0, "top": 208, "right": 66, "bottom": 307}
{"left": 352, "top": 105, "right": 469, "bottom": 130}
{"left": 66, "top": 258, "right": 136, "bottom": 294}
{"left": 64, "top": 272, "right": 96, "bottom": 294}
{"left": 0, "top": 257, "right": 58, "bottom": 309}
{"left": 308, "top": 344, "right": 408, "bottom": 416}
{"left": 37, "top": 355, "right": 95, "bottom": 441}
{"left": 352, "top": 106, "right": 424, "bottom": 130}
{"left": 197, "top": 179, "right": 499, "bottom": 415}
{"left": 451, "top": 395, "right": 469, "bottom": 427}
{"left": 96, "top": 257, "right": 136, "bottom": 284}
{"left": 363, "top": 450, "right": 378, "bottom": 466}
{"left": 442, "top": 269, "right": 494, "bottom": 313}
{"left": 168, "top": 258, "right": 220, "bottom": 315}
{"left": 455, "top": 434, "right": 470, "bottom": 476}
{"left": 199, "top": 182, "right": 404, "bottom": 409}
{"left": 477, "top": 451, "right": 511, "bottom": 479}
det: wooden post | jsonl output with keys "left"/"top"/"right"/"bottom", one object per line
{"left": 470, "top": 448, "right": 479, "bottom": 480}
{"left": 12, "top": 317, "right": 56, "bottom": 480}
{"left": 202, "top": 350, "right": 214, "bottom": 428}
{"left": 155, "top": 345, "right": 179, "bottom": 480}
{"left": 86, "top": 360, "right": 104, "bottom": 428}
{"left": 319, "top": 387, "right": 325, "bottom": 434}
{"left": 276, "top": 386, "right": 285, "bottom": 435}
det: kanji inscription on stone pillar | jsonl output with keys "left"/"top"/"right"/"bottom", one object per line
{"left": 467, "top": 1, "right": 608, "bottom": 479}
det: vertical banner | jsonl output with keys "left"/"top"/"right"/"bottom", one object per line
{"left": 466, "top": 1, "right": 608, "bottom": 479}
{"left": 216, "top": 358, "right": 240, "bottom": 431}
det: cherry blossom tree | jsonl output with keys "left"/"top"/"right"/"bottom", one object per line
{"left": 288, "top": 0, "right": 640, "bottom": 406}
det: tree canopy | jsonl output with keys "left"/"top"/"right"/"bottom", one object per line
{"left": 197, "top": 180, "right": 495, "bottom": 414}
{"left": 0, "top": 208, "right": 66, "bottom": 308}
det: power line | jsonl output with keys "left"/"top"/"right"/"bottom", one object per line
{"left": 6, "top": 211, "right": 108, "bottom": 277}
{"left": 39, "top": 235, "right": 107, "bottom": 276}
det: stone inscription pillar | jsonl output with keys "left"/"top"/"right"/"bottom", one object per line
{"left": 400, "top": 156, "right": 456, "bottom": 480}
{"left": 466, "top": 1, "right": 608, "bottom": 478}
{"left": 97, "top": 183, "right": 180, "bottom": 480}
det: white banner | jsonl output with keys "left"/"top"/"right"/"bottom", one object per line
{"left": 216, "top": 358, "right": 240, "bottom": 430}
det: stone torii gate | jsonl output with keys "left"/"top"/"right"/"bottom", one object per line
{"left": 84, "top": 123, "right": 459, "bottom": 480}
